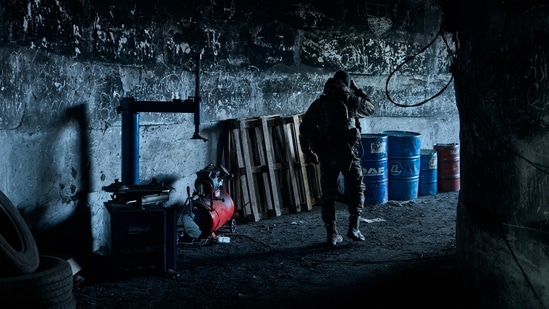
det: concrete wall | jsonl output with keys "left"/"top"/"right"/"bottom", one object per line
{"left": 0, "top": 0, "right": 458, "bottom": 255}
{"left": 452, "top": 0, "right": 549, "bottom": 307}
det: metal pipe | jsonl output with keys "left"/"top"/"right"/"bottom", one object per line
{"left": 192, "top": 52, "right": 206, "bottom": 141}
{"left": 194, "top": 52, "right": 201, "bottom": 101}
{"left": 121, "top": 98, "right": 140, "bottom": 185}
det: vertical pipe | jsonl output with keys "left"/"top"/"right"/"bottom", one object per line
{"left": 194, "top": 52, "right": 201, "bottom": 98}
{"left": 121, "top": 98, "right": 140, "bottom": 185}
{"left": 194, "top": 53, "right": 201, "bottom": 131}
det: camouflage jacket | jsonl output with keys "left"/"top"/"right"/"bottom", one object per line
{"left": 299, "top": 77, "right": 375, "bottom": 156}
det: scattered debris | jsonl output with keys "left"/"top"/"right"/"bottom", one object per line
{"left": 361, "top": 218, "right": 387, "bottom": 223}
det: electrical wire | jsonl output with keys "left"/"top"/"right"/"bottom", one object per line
{"left": 209, "top": 230, "right": 455, "bottom": 266}
{"left": 385, "top": 24, "right": 457, "bottom": 108}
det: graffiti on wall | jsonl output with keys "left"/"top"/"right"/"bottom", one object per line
{"left": 301, "top": 32, "right": 434, "bottom": 74}
{"left": 0, "top": 0, "right": 447, "bottom": 127}
{"left": 4, "top": 0, "right": 426, "bottom": 68}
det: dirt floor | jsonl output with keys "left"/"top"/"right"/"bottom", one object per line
{"left": 72, "top": 191, "right": 461, "bottom": 309}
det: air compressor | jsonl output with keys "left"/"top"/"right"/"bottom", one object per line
{"left": 178, "top": 164, "right": 236, "bottom": 243}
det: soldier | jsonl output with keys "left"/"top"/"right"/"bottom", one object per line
{"left": 299, "top": 70, "right": 375, "bottom": 247}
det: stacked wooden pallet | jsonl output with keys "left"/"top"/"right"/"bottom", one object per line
{"left": 217, "top": 115, "right": 321, "bottom": 222}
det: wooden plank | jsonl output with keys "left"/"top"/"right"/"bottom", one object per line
{"left": 289, "top": 115, "right": 314, "bottom": 211}
{"left": 268, "top": 117, "right": 297, "bottom": 214}
{"left": 239, "top": 118, "right": 264, "bottom": 221}
{"left": 260, "top": 116, "right": 282, "bottom": 217}
{"left": 243, "top": 118, "right": 275, "bottom": 218}
{"left": 221, "top": 120, "right": 240, "bottom": 213}
{"left": 227, "top": 120, "right": 247, "bottom": 218}
{"left": 235, "top": 119, "right": 261, "bottom": 221}
{"left": 277, "top": 117, "right": 303, "bottom": 212}
{"left": 298, "top": 114, "right": 323, "bottom": 205}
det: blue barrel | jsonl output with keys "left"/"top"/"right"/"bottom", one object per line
{"left": 359, "top": 134, "right": 388, "bottom": 205}
{"left": 419, "top": 149, "right": 438, "bottom": 196}
{"left": 382, "top": 131, "right": 421, "bottom": 201}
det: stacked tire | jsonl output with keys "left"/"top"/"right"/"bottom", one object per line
{"left": 0, "top": 190, "right": 75, "bottom": 308}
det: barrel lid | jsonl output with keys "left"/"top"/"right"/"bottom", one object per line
{"left": 421, "top": 149, "right": 437, "bottom": 155}
{"left": 381, "top": 130, "right": 421, "bottom": 137}
{"left": 433, "top": 143, "right": 459, "bottom": 149}
{"left": 361, "top": 133, "right": 388, "bottom": 138}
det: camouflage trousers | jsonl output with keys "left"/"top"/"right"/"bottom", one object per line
{"left": 318, "top": 152, "right": 365, "bottom": 224}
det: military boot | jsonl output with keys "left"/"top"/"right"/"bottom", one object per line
{"left": 325, "top": 221, "right": 343, "bottom": 246}
{"left": 347, "top": 215, "right": 365, "bottom": 241}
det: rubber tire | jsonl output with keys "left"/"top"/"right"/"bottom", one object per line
{"left": 0, "top": 255, "right": 75, "bottom": 309}
{"left": 0, "top": 190, "right": 39, "bottom": 276}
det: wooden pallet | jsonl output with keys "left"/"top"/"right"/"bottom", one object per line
{"left": 218, "top": 115, "right": 320, "bottom": 222}
{"left": 218, "top": 119, "right": 258, "bottom": 221}
{"left": 281, "top": 115, "right": 315, "bottom": 211}
{"left": 242, "top": 116, "right": 280, "bottom": 219}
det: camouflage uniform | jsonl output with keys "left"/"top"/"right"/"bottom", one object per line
{"left": 299, "top": 71, "right": 375, "bottom": 246}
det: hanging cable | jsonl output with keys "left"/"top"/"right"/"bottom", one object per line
{"left": 385, "top": 24, "right": 456, "bottom": 108}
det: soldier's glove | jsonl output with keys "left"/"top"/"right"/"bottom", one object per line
{"left": 355, "top": 89, "right": 370, "bottom": 101}
{"left": 350, "top": 80, "right": 370, "bottom": 101}
{"left": 305, "top": 150, "right": 319, "bottom": 165}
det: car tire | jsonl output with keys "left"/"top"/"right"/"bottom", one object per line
{"left": 0, "top": 190, "right": 40, "bottom": 276}
{"left": 0, "top": 255, "right": 75, "bottom": 308}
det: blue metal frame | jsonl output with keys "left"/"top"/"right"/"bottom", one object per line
{"left": 117, "top": 53, "right": 206, "bottom": 185}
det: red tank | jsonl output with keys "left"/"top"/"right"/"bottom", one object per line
{"left": 190, "top": 164, "right": 235, "bottom": 239}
